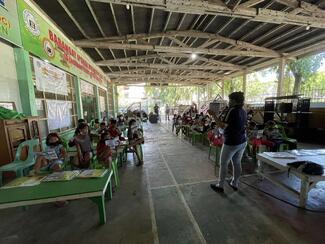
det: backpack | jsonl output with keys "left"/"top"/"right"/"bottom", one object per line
{"left": 287, "top": 161, "right": 324, "bottom": 176}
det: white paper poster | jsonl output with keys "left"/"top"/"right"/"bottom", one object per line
{"left": 33, "top": 57, "right": 68, "bottom": 96}
{"left": 81, "top": 80, "right": 94, "bottom": 96}
{"left": 47, "top": 100, "right": 71, "bottom": 130}
{"left": 99, "top": 96, "right": 106, "bottom": 112}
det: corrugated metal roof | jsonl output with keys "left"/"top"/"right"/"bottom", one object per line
{"left": 33, "top": 0, "right": 325, "bottom": 85}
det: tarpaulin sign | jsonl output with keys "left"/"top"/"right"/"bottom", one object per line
{"left": 33, "top": 57, "right": 68, "bottom": 96}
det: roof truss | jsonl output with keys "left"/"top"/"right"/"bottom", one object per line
{"left": 32, "top": 0, "right": 325, "bottom": 86}
{"left": 90, "top": 0, "right": 325, "bottom": 28}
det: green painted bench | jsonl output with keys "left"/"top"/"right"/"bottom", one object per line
{"left": 0, "top": 170, "right": 113, "bottom": 225}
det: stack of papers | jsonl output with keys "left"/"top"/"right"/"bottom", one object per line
{"left": 78, "top": 169, "right": 108, "bottom": 178}
{"left": 263, "top": 152, "right": 297, "bottom": 159}
{"left": 289, "top": 150, "right": 318, "bottom": 156}
{"left": 1, "top": 176, "right": 44, "bottom": 189}
{"left": 42, "top": 171, "right": 80, "bottom": 182}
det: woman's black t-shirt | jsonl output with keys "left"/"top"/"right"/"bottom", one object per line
{"left": 222, "top": 106, "right": 247, "bottom": 146}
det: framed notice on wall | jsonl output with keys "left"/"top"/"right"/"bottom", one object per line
{"left": 0, "top": 101, "right": 16, "bottom": 110}
{"left": 33, "top": 57, "right": 68, "bottom": 96}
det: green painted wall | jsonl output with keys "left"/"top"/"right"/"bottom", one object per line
{"left": 14, "top": 47, "right": 37, "bottom": 116}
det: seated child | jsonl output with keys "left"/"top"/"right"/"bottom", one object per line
{"left": 94, "top": 119, "right": 100, "bottom": 129}
{"left": 96, "top": 132, "right": 113, "bottom": 168}
{"left": 34, "top": 133, "right": 66, "bottom": 174}
{"left": 247, "top": 121, "right": 273, "bottom": 154}
{"left": 263, "top": 120, "right": 284, "bottom": 151}
{"left": 202, "top": 119, "right": 210, "bottom": 133}
{"left": 207, "top": 122, "right": 224, "bottom": 146}
{"left": 108, "top": 119, "right": 126, "bottom": 141}
{"left": 73, "top": 123, "right": 93, "bottom": 169}
{"left": 98, "top": 122, "right": 107, "bottom": 135}
{"left": 117, "top": 115, "right": 126, "bottom": 131}
{"left": 127, "top": 119, "right": 144, "bottom": 166}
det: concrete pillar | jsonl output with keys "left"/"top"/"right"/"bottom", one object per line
{"left": 74, "top": 77, "right": 83, "bottom": 119}
{"left": 14, "top": 48, "right": 37, "bottom": 116}
{"left": 277, "top": 58, "right": 286, "bottom": 96}
{"left": 105, "top": 85, "right": 110, "bottom": 119}
{"left": 95, "top": 86, "right": 101, "bottom": 121}
{"left": 111, "top": 84, "right": 116, "bottom": 117}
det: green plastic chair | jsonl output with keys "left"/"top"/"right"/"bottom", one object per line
{"left": 208, "top": 144, "right": 221, "bottom": 176}
{"left": 111, "top": 158, "right": 120, "bottom": 188}
{"left": 135, "top": 144, "right": 143, "bottom": 162}
{"left": 93, "top": 154, "right": 119, "bottom": 189}
{"left": 191, "top": 131, "right": 203, "bottom": 145}
{"left": 0, "top": 139, "right": 39, "bottom": 186}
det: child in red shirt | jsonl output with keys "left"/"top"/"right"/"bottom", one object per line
{"left": 96, "top": 132, "right": 113, "bottom": 168}
{"left": 108, "top": 119, "right": 123, "bottom": 139}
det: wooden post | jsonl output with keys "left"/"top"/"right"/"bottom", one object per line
{"left": 277, "top": 58, "right": 286, "bottom": 96}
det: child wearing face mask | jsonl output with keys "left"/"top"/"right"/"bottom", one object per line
{"left": 73, "top": 123, "right": 93, "bottom": 169}
{"left": 34, "top": 133, "right": 66, "bottom": 174}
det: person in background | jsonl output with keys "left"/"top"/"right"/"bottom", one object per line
{"left": 263, "top": 120, "right": 284, "bottom": 151}
{"left": 209, "top": 92, "right": 247, "bottom": 193}
{"left": 96, "top": 132, "right": 113, "bottom": 168}
{"left": 98, "top": 122, "right": 107, "bottom": 135}
{"left": 94, "top": 119, "right": 100, "bottom": 129}
{"left": 207, "top": 122, "right": 224, "bottom": 147}
{"left": 154, "top": 103, "right": 160, "bottom": 115}
{"left": 73, "top": 123, "right": 93, "bottom": 169}
{"left": 78, "top": 118, "right": 86, "bottom": 124}
{"left": 202, "top": 119, "right": 210, "bottom": 133}
{"left": 175, "top": 115, "right": 183, "bottom": 136}
{"left": 69, "top": 119, "right": 88, "bottom": 147}
{"left": 128, "top": 119, "right": 144, "bottom": 166}
{"left": 34, "top": 133, "right": 66, "bottom": 174}
{"left": 172, "top": 114, "right": 177, "bottom": 132}
{"left": 247, "top": 109, "right": 254, "bottom": 122}
{"left": 165, "top": 104, "right": 170, "bottom": 121}
{"left": 117, "top": 114, "right": 125, "bottom": 127}
{"left": 124, "top": 115, "right": 129, "bottom": 124}
{"left": 248, "top": 121, "right": 274, "bottom": 154}
{"left": 108, "top": 119, "right": 125, "bottom": 140}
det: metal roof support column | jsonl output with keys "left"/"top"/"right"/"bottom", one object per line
{"left": 243, "top": 70, "right": 247, "bottom": 95}
{"left": 221, "top": 80, "right": 225, "bottom": 99}
{"left": 197, "top": 86, "right": 200, "bottom": 108}
{"left": 277, "top": 58, "right": 286, "bottom": 96}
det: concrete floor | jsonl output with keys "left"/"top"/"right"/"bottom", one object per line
{"left": 1, "top": 123, "right": 325, "bottom": 244}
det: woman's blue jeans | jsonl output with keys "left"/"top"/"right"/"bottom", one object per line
{"left": 218, "top": 142, "right": 247, "bottom": 188}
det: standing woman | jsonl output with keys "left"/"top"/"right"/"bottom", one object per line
{"left": 209, "top": 92, "right": 247, "bottom": 192}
